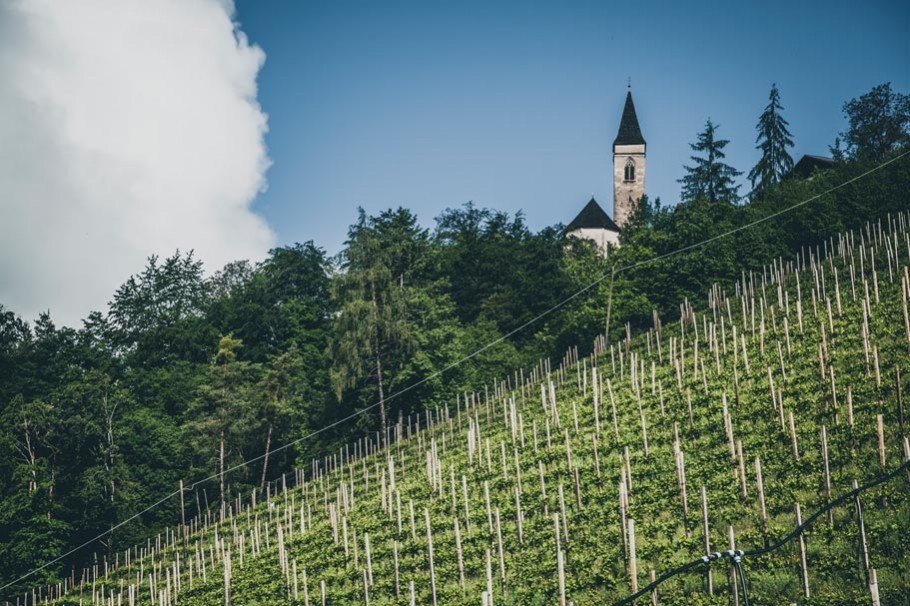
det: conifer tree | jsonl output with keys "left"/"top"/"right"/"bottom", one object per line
{"left": 679, "top": 119, "right": 742, "bottom": 203}
{"left": 748, "top": 83, "right": 794, "bottom": 198}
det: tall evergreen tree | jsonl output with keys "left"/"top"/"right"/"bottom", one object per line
{"left": 748, "top": 84, "right": 794, "bottom": 197}
{"left": 679, "top": 119, "right": 742, "bottom": 204}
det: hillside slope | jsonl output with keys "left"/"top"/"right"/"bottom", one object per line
{"left": 22, "top": 213, "right": 910, "bottom": 606}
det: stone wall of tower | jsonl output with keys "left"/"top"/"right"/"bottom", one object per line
{"left": 612, "top": 143, "right": 646, "bottom": 228}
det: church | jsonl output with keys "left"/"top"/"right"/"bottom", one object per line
{"left": 565, "top": 88, "right": 646, "bottom": 254}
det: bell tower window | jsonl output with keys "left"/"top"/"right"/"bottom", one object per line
{"left": 624, "top": 158, "right": 636, "bottom": 182}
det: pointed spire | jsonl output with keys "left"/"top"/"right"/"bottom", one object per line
{"left": 613, "top": 90, "right": 646, "bottom": 148}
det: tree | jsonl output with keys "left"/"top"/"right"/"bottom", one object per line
{"left": 208, "top": 243, "right": 333, "bottom": 363}
{"left": 433, "top": 204, "right": 571, "bottom": 341}
{"left": 620, "top": 194, "right": 663, "bottom": 236}
{"left": 330, "top": 209, "right": 424, "bottom": 442}
{"left": 838, "top": 82, "right": 910, "bottom": 162}
{"left": 185, "top": 336, "right": 255, "bottom": 512}
{"left": 748, "top": 84, "right": 794, "bottom": 198}
{"left": 256, "top": 346, "right": 307, "bottom": 490}
{"left": 107, "top": 251, "right": 215, "bottom": 368}
{"left": 679, "top": 119, "right": 742, "bottom": 204}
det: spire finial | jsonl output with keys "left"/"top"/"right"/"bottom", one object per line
{"left": 627, "top": 77, "right": 631, "bottom": 90}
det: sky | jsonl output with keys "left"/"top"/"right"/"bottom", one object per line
{"left": 237, "top": 0, "right": 910, "bottom": 251}
{"left": 0, "top": 0, "right": 908, "bottom": 326}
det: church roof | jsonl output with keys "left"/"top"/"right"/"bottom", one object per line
{"left": 613, "top": 91, "right": 646, "bottom": 148}
{"left": 566, "top": 197, "right": 620, "bottom": 232}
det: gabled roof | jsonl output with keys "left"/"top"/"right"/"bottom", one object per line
{"left": 566, "top": 197, "right": 620, "bottom": 232}
{"left": 613, "top": 91, "right": 646, "bottom": 148}
{"left": 790, "top": 154, "right": 835, "bottom": 179}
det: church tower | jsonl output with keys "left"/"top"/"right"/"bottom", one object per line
{"left": 612, "top": 88, "right": 646, "bottom": 228}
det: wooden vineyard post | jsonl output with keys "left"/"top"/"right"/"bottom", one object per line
{"left": 796, "top": 503, "right": 809, "bottom": 598}
{"left": 495, "top": 507, "right": 506, "bottom": 586}
{"left": 896, "top": 366, "right": 905, "bottom": 436}
{"left": 321, "top": 580, "right": 326, "bottom": 606}
{"left": 515, "top": 486, "right": 524, "bottom": 544}
{"left": 574, "top": 468, "right": 583, "bottom": 510}
{"left": 462, "top": 475, "right": 472, "bottom": 536}
{"left": 425, "top": 509, "right": 437, "bottom": 606}
{"left": 362, "top": 569, "right": 369, "bottom": 606}
{"left": 486, "top": 548, "right": 494, "bottom": 606}
{"left": 592, "top": 435, "right": 602, "bottom": 482}
{"left": 223, "top": 548, "right": 231, "bottom": 606}
{"left": 558, "top": 484, "right": 569, "bottom": 547}
{"left": 869, "top": 568, "right": 881, "bottom": 606}
{"left": 557, "top": 548, "right": 567, "bottom": 606}
{"left": 180, "top": 480, "right": 186, "bottom": 530}
{"left": 756, "top": 457, "right": 768, "bottom": 544}
{"left": 853, "top": 479, "right": 871, "bottom": 578}
{"left": 877, "top": 415, "right": 886, "bottom": 469}
{"left": 700, "top": 486, "right": 712, "bottom": 595}
{"left": 847, "top": 387, "right": 855, "bottom": 429}
{"left": 736, "top": 440, "right": 747, "bottom": 500}
{"left": 628, "top": 519, "right": 639, "bottom": 594}
{"left": 789, "top": 411, "right": 800, "bottom": 461}
{"left": 609, "top": 379, "right": 620, "bottom": 440}
{"left": 619, "top": 481, "right": 629, "bottom": 558}
{"left": 454, "top": 519, "right": 465, "bottom": 589}
{"left": 393, "top": 539, "right": 401, "bottom": 597}
{"left": 650, "top": 569, "right": 658, "bottom": 606}
{"left": 821, "top": 426, "right": 833, "bottom": 525}
{"left": 593, "top": 367, "right": 601, "bottom": 436}
{"left": 484, "top": 481, "right": 493, "bottom": 533}
{"left": 365, "top": 533, "right": 373, "bottom": 587}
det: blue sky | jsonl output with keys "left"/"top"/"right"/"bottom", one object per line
{"left": 235, "top": 0, "right": 910, "bottom": 255}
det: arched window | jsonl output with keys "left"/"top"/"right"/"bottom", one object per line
{"left": 624, "top": 158, "right": 636, "bottom": 182}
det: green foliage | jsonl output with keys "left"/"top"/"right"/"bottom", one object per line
{"left": 837, "top": 82, "right": 910, "bottom": 162}
{"left": 329, "top": 207, "right": 428, "bottom": 434}
{"left": 748, "top": 83, "right": 795, "bottom": 198}
{"left": 679, "top": 119, "right": 742, "bottom": 204}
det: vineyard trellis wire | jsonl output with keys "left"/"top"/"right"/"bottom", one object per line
{"left": 612, "top": 457, "right": 910, "bottom": 606}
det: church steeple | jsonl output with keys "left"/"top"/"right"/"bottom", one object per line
{"left": 612, "top": 88, "right": 646, "bottom": 228}
{"left": 613, "top": 90, "right": 646, "bottom": 148}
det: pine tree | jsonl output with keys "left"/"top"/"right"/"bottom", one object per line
{"left": 678, "top": 119, "right": 742, "bottom": 204}
{"left": 748, "top": 84, "right": 794, "bottom": 198}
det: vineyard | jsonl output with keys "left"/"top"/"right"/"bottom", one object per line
{"left": 17, "top": 211, "right": 910, "bottom": 605}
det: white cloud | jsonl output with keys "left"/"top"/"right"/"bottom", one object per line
{"left": 0, "top": 0, "right": 275, "bottom": 327}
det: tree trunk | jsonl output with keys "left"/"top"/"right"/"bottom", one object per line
{"left": 371, "top": 279, "right": 388, "bottom": 445}
{"left": 376, "top": 345, "right": 387, "bottom": 447}
{"left": 260, "top": 422, "right": 273, "bottom": 491}
{"left": 219, "top": 423, "right": 225, "bottom": 511}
